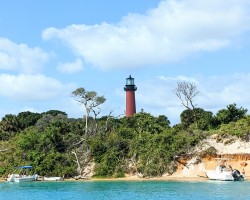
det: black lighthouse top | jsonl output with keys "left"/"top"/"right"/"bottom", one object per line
{"left": 124, "top": 75, "right": 137, "bottom": 91}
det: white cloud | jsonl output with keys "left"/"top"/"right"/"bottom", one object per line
{"left": 157, "top": 75, "right": 197, "bottom": 83}
{"left": 57, "top": 58, "right": 84, "bottom": 74}
{"left": 197, "top": 73, "right": 250, "bottom": 111}
{"left": 134, "top": 73, "right": 250, "bottom": 124}
{"left": 42, "top": 0, "right": 250, "bottom": 69}
{"left": 0, "top": 38, "right": 50, "bottom": 74}
{"left": 19, "top": 107, "right": 41, "bottom": 114}
{"left": 0, "top": 74, "right": 76, "bottom": 101}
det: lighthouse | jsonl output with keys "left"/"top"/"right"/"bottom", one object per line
{"left": 124, "top": 75, "right": 137, "bottom": 117}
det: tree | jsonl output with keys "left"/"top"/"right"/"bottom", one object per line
{"left": 180, "top": 108, "right": 213, "bottom": 130}
{"left": 35, "top": 114, "right": 54, "bottom": 132}
{"left": 122, "top": 112, "right": 168, "bottom": 135}
{"left": 174, "top": 81, "right": 200, "bottom": 126}
{"left": 0, "top": 114, "right": 20, "bottom": 140}
{"left": 156, "top": 115, "right": 171, "bottom": 129}
{"left": 214, "top": 103, "right": 248, "bottom": 126}
{"left": 72, "top": 88, "right": 106, "bottom": 135}
{"left": 17, "top": 111, "right": 41, "bottom": 130}
{"left": 36, "top": 113, "right": 68, "bottom": 133}
{"left": 16, "top": 127, "right": 76, "bottom": 177}
{"left": 174, "top": 81, "right": 200, "bottom": 110}
{"left": 42, "top": 110, "right": 67, "bottom": 117}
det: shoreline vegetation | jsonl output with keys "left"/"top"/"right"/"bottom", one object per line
{"left": 1, "top": 103, "right": 250, "bottom": 181}
{"left": 1, "top": 176, "right": 250, "bottom": 183}
{"left": 0, "top": 176, "right": 216, "bottom": 183}
{"left": 0, "top": 176, "right": 206, "bottom": 183}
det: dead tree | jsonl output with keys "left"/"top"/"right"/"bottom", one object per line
{"left": 174, "top": 81, "right": 200, "bottom": 126}
{"left": 71, "top": 139, "right": 91, "bottom": 176}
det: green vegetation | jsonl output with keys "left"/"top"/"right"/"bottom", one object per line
{"left": 0, "top": 87, "right": 249, "bottom": 178}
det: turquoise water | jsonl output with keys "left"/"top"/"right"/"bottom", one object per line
{"left": 0, "top": 180, "right": 249, "bottom": 200}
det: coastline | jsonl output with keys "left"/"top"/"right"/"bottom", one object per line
{"left": 1, "top": 175, "right": 249, "bottom": 183}
{"left": 2, "top": 136, "right": 250, "bottom": 183}
{"left": 89, "top": 176, "right": 208, "bottom": 182}
{"left": 0, "top": 176, "right": 207, "bottom": 183}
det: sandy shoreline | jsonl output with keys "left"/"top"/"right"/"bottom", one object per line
{"left": 0, "top": 175, "right": 207, "bottom": 182}
{"left": 1, "top": 175, "right": 249, "bottom": 183}
{"left": 0, "top": 177, "right": 207, "bottom": 183}
{"left": 89, "top": 176, "right": 208, "bottom": 182}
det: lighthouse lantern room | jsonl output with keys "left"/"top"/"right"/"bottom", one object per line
{"left": 124, "top": 75, "right": 137, "bottom": 117}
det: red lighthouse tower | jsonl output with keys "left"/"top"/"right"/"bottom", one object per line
{"left": 124, "top": 75, "right": 137, "bottom": 117}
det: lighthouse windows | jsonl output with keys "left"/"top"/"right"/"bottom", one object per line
{"left": 126, "top": 75, "right": 134, "bottom": 85}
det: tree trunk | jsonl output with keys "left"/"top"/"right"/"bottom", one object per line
{"left": 0, "top": 148, "right": 9, "bottom": 152}
{"left": 71, "top": 150, "right": 83, "bottom": 175}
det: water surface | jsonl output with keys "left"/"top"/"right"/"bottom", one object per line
{"left": 0, "top": 180, "right": 248, "bottom": 200}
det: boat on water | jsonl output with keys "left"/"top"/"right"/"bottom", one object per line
{"left": 6, "top": 165, "right": 38, "bottom": 183}
{"left": 43, "top": 176, "right": 63, "bottom": 181}
{"left": 205, "top": 158, "right": 244, "bottom": 181}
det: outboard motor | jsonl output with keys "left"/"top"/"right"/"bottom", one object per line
{"left": 34, "top": 174, "right": 38, "bottom": 181}
{"left": 232, "top": 169, "right": 244, "bottom": 181}
{"left": 7, "top": 174, "right": 15, "bottom": 182}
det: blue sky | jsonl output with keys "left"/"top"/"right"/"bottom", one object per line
{"left": 0, "top": 0, "right": 250, "bottom": 125}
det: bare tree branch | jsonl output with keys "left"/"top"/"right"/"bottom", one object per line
{"left": 71, "top": 138, "right": 85, "bottom": 147}
{"left": 174, "top": 81, "right": 200, "bottom": 127}
{"left": 0, "top": 148, "right": 10, "bottom": 152}
{"left": 174, "top": 81, "right": 200, "bottom": 110}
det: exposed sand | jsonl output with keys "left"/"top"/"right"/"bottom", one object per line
{"left": 1, "top": 175, "right": 250, "bottom": 183}
{"left": 1, "top": 135, "right": 250, "bottom": 182}
{"left": 198, "top": 134, "right": 250, "bottom": 154}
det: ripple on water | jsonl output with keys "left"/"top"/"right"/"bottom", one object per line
{"left": 0, "top": 180, "right": 249, "bottom": 200}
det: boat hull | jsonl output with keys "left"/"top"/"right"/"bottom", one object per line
{"left": 206, "top": 170, "right": 234, "bottom": 181}
{"left": 7, "top": 174, "right": 38, "bottom": 183}
{"left": 43, "top": 177, "right": 63, "bottom": 181}
{"left": 205, "top": 158, "right": 244, "bottom": 181}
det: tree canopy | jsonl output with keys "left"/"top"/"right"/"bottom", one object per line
{"left": 213, "top": 103, "right": 248, "bottom": 126}
{"left": 0, "top": 85, "right": 249, "bottom": 179}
